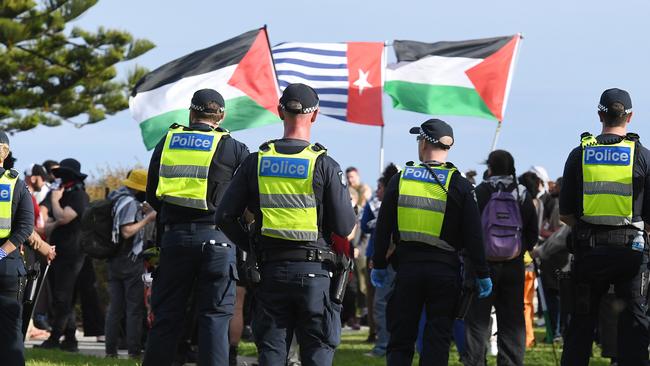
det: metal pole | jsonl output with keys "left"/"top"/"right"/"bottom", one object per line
{"left": 490, "top": 120, "right": 503, "bottom": 151}
{"left": 379, "top": 125, "right": 385, "bottom": 174}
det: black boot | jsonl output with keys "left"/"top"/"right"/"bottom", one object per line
{"left": 230, "top": 345, "right": 239, "bottom": 366}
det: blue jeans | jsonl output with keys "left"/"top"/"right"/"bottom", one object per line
{"left": 143, "top": 228, "right": 237, "bottom": 366}
{"left": 254, "top": 261, "right": 342, "bottom": 366}
{"left": 372, "top": 264, "right": 396, "bottom": 355}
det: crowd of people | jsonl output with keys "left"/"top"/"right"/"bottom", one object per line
{"left": 1, "top": 85, "right": 645, "bottom": 366}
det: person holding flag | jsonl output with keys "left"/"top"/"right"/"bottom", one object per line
{"left": 371, "top": 119, "right": 492, "bottom": 366}
{"left": 217, "top": 83, "right": 356, "bottom": 366}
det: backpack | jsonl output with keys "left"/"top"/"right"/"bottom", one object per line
{"left": 481, "top": 188, "right": 524, "bottom": 261}
{"left": 80, "top": 199, "right": 119, "bottom": 259}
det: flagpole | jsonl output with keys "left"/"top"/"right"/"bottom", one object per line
{"left": 490, "top": 120, "right": 503, "bottom": 151}
{"left": 378, "top": 41, "right": 389, "bottom": 175}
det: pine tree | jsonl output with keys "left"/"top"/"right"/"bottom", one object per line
{"left": 0, "top": 0, "right": 154, "bottom": 131}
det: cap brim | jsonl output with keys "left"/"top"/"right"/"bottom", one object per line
{"left": 409, "top": 127, "right": 421, "bottom": 134}
{"left": 52, "top": 167, "right": 87, "bottom": 180}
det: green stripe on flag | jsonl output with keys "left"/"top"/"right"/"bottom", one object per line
{"left": 139, "top": 96, "right": 280, "bottom": 150}
{"left": 384, "top": 81, "right": 497, "bottom": 120}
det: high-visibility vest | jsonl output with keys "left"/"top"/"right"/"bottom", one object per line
{"left": 257, "top": 142, "right": 326, "bottom": 241}
{"left": 0, "top": 170, "right": 18, "bottom": 238}
{"left": 156, "top": 124, "right": 227, "bottom": 210}
{"left": 397, "top": 163, "right": 456, "bottom": 251}
{"left": 581, "top": 133, "right": 636, "bottom": 226}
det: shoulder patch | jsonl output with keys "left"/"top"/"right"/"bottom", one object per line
{"left": 338, "top": 171, "right": 347, "bottom": 187}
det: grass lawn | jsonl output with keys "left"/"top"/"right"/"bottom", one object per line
{"left": 26, "top": 329, "right": 611, "bottom": 366}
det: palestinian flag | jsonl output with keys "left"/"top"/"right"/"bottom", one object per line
{"left": 385, "top": 34, "right": 521, "bottom": 122}
{"left": 130, "top": 28, "right": 280, "bottom": 150}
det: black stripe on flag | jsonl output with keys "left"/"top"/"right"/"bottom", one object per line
{"left": 393, "top": 35, "right": 513, "bottom": 62}
{"left": 132, "top": 29, "right": 259, "bottom": 95}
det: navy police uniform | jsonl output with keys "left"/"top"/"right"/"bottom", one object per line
{"left": 372, "top": 120, "right": 490, "bottom": 366}
{"left": 217, "top": 84, "right": 356, "bottom": 366}
{"left": 560, "top": 89, "right": 650, "bottom": 366}
{"left": 0, "top": 167, "right": 35, "bottom": 366}
{"left": 143, "top": 90, "right": 249, "bottom": 366}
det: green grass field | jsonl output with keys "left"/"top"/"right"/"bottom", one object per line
{"left": 26, "top": 330, "right": 610, "bottom": 366}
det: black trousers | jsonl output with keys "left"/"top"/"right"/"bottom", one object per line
{"left": 463, "top": 257, "right": 526, "bottom": 366}
{"left": 386, "top": 261, "right": 460, "bottom": 366}
{"left": 143, "top": 228, "right": 236, "bottom": 366}
{"left": 49, "top": 255, "right": 85, "bottom": 340}
{"left": 75, "top": 256, "right": 105, "bottom": 336}
{"left": 561, "top": 246, "right": 649, "bottom": 366}
{"left": 0, "top": 275, "right": 23, "bottom": 366}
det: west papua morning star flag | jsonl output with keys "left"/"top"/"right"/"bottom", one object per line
{"left": 272, "top": 42, "right": 385, "bottom": 126}
{"left": 130, "top": 28, "right": 280, "bottom": 150}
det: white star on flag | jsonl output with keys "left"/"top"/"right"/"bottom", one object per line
{"left": 353, "top": 69, "right": 372, "bottom": 95}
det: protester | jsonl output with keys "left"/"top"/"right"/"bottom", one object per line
{"left": 25, "top": 164, "right": 50, "bottom": 204}
{"left": 518, "top": 171, "right": 543, "bottom": 348}
{"left": 37, "top": 158, "right": 90, "bottom": 352}
{"left": 361, "top": 163, "right": 398, "bottom": 358}
{"left": 105, "top": 169, "right": 155, "bottom": 359}
{"left": 463, "top": 150, "right": 538, "bottom": 366}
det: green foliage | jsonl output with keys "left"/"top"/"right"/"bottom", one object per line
{"left": 0, "top": 0, "right": 154, "bottom": 131}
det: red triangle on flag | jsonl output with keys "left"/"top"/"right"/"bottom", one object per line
{"left": 228, "top": 28, "right": 279, "bottom": 116}
{"left": 465, "top": 35, "right": 519, "bottom": 122}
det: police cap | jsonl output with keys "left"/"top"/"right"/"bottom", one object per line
{"left": 409, "top": 118, "right": 454, "bottom": 148}
{"left": 598, "top": 88, "right": 632, "bottom": 116}
{"left": 190, "top": 89, "right": 225, "bottom": 113}
{"left": 280, "top": 83, "right": 319, "bottom": 114}
{"left": 0, "top": 131, "right": 10, "bottom": 147}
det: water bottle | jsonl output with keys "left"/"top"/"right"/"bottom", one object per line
{"left": 632, "top": 231, "right": 645, "bottom": 252}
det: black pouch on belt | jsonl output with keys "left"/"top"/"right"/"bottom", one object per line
{"left": 573, "top": 227, "right": 593, "bottom": 251}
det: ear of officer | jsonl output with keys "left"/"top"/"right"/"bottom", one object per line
{"left": 216, "top": 83, "right": 356, "bottom": 253}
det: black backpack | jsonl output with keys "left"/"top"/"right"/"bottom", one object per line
{"left": 80, "top": 199, "right": 118, "bottom": 259}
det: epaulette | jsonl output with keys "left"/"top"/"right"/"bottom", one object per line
{"left": 580, "top": 132, "right": 598, "bottom": 147}
{"left": 445, "top": 162, "right": 457, "bottom": 169}
{"left": 170, "top": 123, "right": 182, "bottom": 129}
{"left": 626, "top": 132, "right": 640, "bottom": 142}
{"left": 405, "top": 161, "right": 416, "bottom": 167}
{"left": 259, "top": 140, "right": 277, "bottom": 152}
{"left": 580, "top": 132, "right": 593, "bottom": 140}
{"left": 7, "top": 169, "right": 18, "bottom": 179}
{"left": 311, "top": 142, "right": 327, "bottom": 152}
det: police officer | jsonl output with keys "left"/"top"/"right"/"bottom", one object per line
{"left": 370, "top": 119, "right": 492, "bottom": 366}
{"left": 559, "top": 88, "right": 650, "bottom": 366}
{"left": 0, "top": 132, "right": 35, "bottom": 365}
{"left": 217, "top": 83, "right": 356, "bottom": 366}
{"left": 144, "top": 89, "right": 249, "bottom": 366}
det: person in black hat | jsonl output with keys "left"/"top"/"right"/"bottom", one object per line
{"left": 0, "top": 131, "right": 37, "bottom": 365}
{"left": 370, "top": 118, "right": 492, "bottom": 366}
{"left": 143, "top": 89, "right": 249, "bottom": 366}
{"left": 559, "top": 88, "right": 650, "bottom": 365}
{"left": 217, "top": 83, "right": 356, "bottom": 366}
{"left": 36, "top": 158, "right": 89, "bottom": 352}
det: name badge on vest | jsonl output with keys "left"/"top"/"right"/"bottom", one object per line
{"left": 259, "top": 157, "right": 309, "bottom": 179}
{"left": 403, "top": 166, "right": 450, "bottom": 185}
{"left": 0, "top": 184, "right": 11, "bottom": 202}
{"left": 584, "top": 146, "right": 631, "bottom": 166}
{"left": 169, "top": 133, "right": 214, "bottom": 151}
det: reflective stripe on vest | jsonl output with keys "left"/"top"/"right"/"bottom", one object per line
{"left": 257, "top": 143, "right": 326, "bottom": 241}
{"left": 0, "top": 171, "right": 17, "bottom": 238}
{"left": 397, "top": 164, "right": 456, "bottom": 251}
{"left": 581, "top": 134, "right": 635, "bottom": 226}
{"left": 156, "top": 126, "right": 227, "bottom": 210}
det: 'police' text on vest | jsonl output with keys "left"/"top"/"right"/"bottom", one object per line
{"left": 584, "top": 146, "right": 631, "bottom": 166}
{"left": 259, "top": 157, "right": 310, "bottom": 179}
{"left": 0, "top": 184, "right": 11, "bottom": 202}
{"left": 402, "top": 167, "right": 450, "bottom": 185}
{"left": 169, "top": 133, "right": 215, "bottom": 151}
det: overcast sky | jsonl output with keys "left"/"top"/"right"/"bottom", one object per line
{"left": 11, "top": 0, "right": 650, "bottom": 186}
